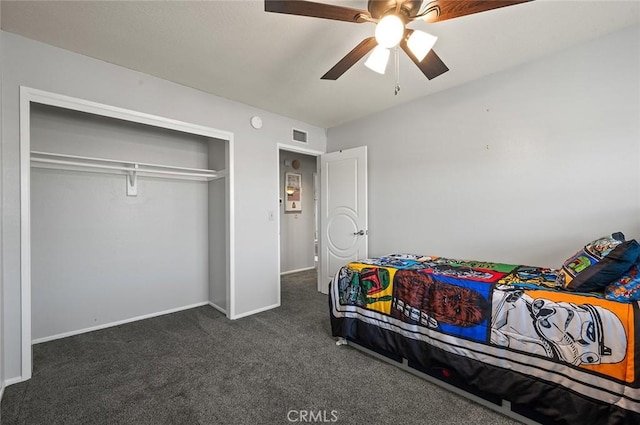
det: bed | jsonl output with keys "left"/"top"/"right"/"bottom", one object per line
{"left": 329, "top": 235, "right": 640, "bottom": 425}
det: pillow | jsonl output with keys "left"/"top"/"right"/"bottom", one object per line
{"left": 605, "top": 262, "right": 640, "bottom": 302}
{"left": 558, "top": 232, "right": 640, "bottom": 292}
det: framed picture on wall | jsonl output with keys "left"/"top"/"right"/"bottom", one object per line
{"left": 285, "top": 172, "right": 302, "bottom": 212}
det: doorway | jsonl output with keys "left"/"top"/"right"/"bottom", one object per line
{"left": 277, "top": 145, "right": 368, "bottom": 297}
{"left": 278, "top": 149, "right": 319, "bottom": 276}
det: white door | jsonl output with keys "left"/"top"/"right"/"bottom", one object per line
{"left": 318, "top": 146, "right": 368, "bottom": 294}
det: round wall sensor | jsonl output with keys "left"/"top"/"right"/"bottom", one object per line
{"left": 250, "top": 116, "right": 263, "bottom": 129}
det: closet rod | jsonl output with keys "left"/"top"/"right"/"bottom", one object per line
{"left": 30, "top": 150, "right": 224, "bottom": 181}
{"left": 32, "top": 157, "right": 220, "bottom": 179}
{"left": 31, "top": 150, "right": 221, "bottom": 174}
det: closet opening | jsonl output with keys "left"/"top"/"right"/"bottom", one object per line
{"left": 19, "top": 87, "right": 235, "bottom": 381}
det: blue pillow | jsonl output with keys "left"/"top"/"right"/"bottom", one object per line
{"left": 558, "top": 233, "right": 640, "bottom": 292}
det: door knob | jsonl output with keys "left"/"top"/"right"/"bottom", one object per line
{"left": 353, "top": 230, "right": 365, "bottom": 236}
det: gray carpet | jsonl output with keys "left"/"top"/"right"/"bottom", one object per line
{"left": 1, "top": 269, "right": 522, "bottom": 424}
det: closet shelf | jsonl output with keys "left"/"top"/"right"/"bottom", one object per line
{"left": 30, "top": 151, "right": 225, "bottom": 182}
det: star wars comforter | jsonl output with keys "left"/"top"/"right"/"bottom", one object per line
{"left": 329, "top": 254, "right": 640, "bottom": 425}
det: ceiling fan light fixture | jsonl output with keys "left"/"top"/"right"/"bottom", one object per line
{"left": 364, "top": 45, "right": 390, "bottom": 74}
{"left": 374, "top": 14, "right": 404, "bottom": 48}
{"left": 407, "top": 30, "right": 438, "bottom": 62}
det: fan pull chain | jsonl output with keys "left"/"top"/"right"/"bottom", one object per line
{"left": 394, "top": 47, "right": 400, "bottom": 96}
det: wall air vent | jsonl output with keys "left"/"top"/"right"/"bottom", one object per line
{"left": 292, "top": 128, "right": 308, "bottom": 143}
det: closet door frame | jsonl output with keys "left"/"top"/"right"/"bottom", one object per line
{"left": 18, "top": 86, "right": 235, "bottom": 381}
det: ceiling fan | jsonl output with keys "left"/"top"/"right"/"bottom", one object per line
{"left": 265, "top": 0, "right": 533, "bottom": 81}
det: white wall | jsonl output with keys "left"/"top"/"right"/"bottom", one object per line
{"left": 279, "top": 151, "right": 317, "bottom": 273}
{"left": 30, "top": 104, "right": 217, "bottom": 341}
{"left": 1, "top": 31, "right": 326, "bottom": 383}
{"left": 328, "top": 25, "right": 640, "bottom": 268}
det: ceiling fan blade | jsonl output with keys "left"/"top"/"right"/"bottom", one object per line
{"left": 321, "top": 37, "right": 378, "bottom": 80}
{"left": 400, "top": 33, "right": 449, "bottom": 80}
{"left": 265, "top": 0, "right": 371, "bottom": 23}
{"left": 423, "top": 0, "right": 533, "bottom": 23}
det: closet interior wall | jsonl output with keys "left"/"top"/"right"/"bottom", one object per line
{"left": 208, "top": 141, "right": 227, "bottom": 312}
{"left": 30, "top": 103, "right": 227, "bottom": 342}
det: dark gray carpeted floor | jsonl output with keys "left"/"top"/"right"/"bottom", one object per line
{"left": 1, "top": 269, "right": 522, "bottom": 424}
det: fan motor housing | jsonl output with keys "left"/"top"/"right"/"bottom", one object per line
{"left": 368, "top": 0, "right": 423, "bottom": 19}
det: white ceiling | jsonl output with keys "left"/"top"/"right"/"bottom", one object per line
{"left": 2, "top": 0, "right": 639, "bottom": 128}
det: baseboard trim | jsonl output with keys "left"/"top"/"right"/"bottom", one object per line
{"left": 280, "top": 266, "right": 316, "bottom": 275}
{"left": 231, "top": 302, "right": 280, "bottom": 320}
{"left": 32, "top": 301, "right": 210, "bottom": 345}
{"left": 4, "top": 376, "right": 25, "bottom": 387}
{"left": 208, "top": 302, "right": 227, "bottom": 315}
